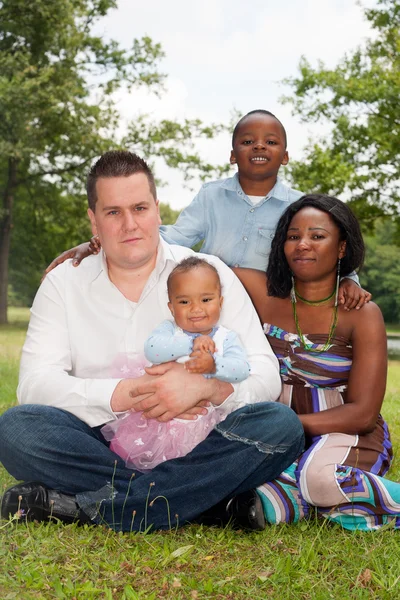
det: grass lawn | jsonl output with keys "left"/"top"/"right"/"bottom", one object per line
{"left": 387, "top": 323, "right": 400, "bottom": 335}
{"left": 1, "top": 308, "right": 400, "bottom": 599}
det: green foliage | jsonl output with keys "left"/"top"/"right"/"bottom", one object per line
{"left": 124, "top": 115, "right": 230, "bottom": 184}
{"left": 282, "top": 0, "right": 400, "bottom": 233}
{"left": 0, "top": 0, "right": 229, "bottom": 320}
{"left": 361, "top": 219, "right": 400, "bottom": 323}
{"left": 159, "top": 203, "right": 181, "bottom": 226}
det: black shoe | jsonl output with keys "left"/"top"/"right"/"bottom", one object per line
{"left": 196, "top": 489, "right": 266, "bottom": 531}
{"left": 226, "top": 490, "right": 266, "bottom": 531}
{"left": 0, "top": 482, "right": 91, "bottom": 525}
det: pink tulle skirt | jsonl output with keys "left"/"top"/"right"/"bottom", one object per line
{"left": 101, "top": 408, "right": 223, "bottom": 472}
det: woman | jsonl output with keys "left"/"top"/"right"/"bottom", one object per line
{"left": 234, "top": 194, "right": 400, "bottom": 530}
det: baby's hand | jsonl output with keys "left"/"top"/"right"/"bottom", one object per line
{"left": 338, "top": 279, "right": 372, "bottom": 311}
{"left": 185, "top": 350, "right": 216, "bottom": 375}
{"left": 192, "top": 335, "right": 216, "bottom": 354}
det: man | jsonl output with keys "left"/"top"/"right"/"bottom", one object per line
{"left": 0, "top": 151, "right": 304, "bottom": 531}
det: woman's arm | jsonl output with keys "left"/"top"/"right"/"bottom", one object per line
{"left": 232, "top": 268, "right": 268, "bottom": 320}
{"left": 300, "top": 302, "right": 387, "bottom": 437}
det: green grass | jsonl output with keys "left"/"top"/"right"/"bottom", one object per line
{"left": 386, "top": 323, "right": 400, "bottom": 335}
{"left": 1, "top": 309, "right": 400, "bottom": 599}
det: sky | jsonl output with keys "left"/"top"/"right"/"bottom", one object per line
{"left": 95, "top": 0, "right": 376, "bottom": 210}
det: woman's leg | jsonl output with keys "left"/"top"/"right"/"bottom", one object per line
{"left": 317, "top": 465, "right": 400, "bottom": 530}
{"left": 258, "top": 460, "right": 310, "bottom": 524}
{"left": 258, "top": 433, "right": 400, "bottom": 530}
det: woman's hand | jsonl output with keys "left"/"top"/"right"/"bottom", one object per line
{"left": 338, "top": 279, "right": 372, "bottom": 311}
{"left": 42, "top": 236, "right": 101, "bottom": 279}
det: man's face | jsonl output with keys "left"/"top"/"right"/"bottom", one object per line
{"left": 88, "top": 173, "right": 161, "bottom": 271}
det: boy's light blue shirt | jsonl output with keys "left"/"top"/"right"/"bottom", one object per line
{"left": 160, "top": 174, "right": 302, "bottom": 271}
{"left": 160, "top": 173, "right": 359, "bottom": 282}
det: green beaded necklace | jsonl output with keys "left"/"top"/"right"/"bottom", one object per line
{"left": 292, "top": 298, "right": 338, "bottom": 353}
{"left": 294, "top": 286, "right": 335, "bottom": 307}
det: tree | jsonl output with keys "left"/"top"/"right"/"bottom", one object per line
{"left": 0, "top": 0, "right": 229, "bottom": 323}
{"left": 282, "top": 0, "right": 400, "bottom": 234}
{"left": 362, "top": 219, "right": 400, "bottom": 324}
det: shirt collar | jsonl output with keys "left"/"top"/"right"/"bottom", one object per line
{"left": 88, "top": 236, "right": 175, "bottom": 284}
{"left": 221, "top": 173, "right": 291, "bottom": 202}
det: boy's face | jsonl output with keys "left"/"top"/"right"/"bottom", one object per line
{"left": 168, "top": 267, "right": 223, "bottom": 335}
{"left": 230, "top": 114, "right": 289, "bottom": 184}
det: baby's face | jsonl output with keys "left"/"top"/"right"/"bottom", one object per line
{"left": 168, "top": 267, "right": 223, "bottom": 335}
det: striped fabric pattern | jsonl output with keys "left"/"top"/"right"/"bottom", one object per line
{"left": 257, "top": 324, "right": 400, "bottom": 531}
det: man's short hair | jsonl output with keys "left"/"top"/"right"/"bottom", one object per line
{"left": 87, "top": 150, "right": 157, "bottom": 211}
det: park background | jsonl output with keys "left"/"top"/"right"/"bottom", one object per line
{"left": 1, "top": 1, "right": 400, "bottom": 598}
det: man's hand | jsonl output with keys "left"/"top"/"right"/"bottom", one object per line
{"left": 185, "top": 350, "right": 216, "bottom": 375}
{"left": 130, "top": 362, "right": 229, "bottom": 422}
{"left": 338, "top": 279, "right": 372, "bottom": 311}
{"left": 110, "top": 376, "right": 155, "bottom": 412}
{"left": 192, "top": 335, "right": 216, "bottom": 354}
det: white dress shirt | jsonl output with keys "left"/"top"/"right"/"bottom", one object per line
{"left": 18, "top": 239, "right": 281, "bottom": 427}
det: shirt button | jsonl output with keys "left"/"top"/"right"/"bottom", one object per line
{"left": 234, "top": 263, "right": 239, "bottom": 267}
{"left": 250, "top": 208, "right": 254, "bottom": 213}
{"left": 238, "top": 191, "right": 243, "bottom": 196}
{"left": 243, "top": 236, "right": 248, "bottom": 241}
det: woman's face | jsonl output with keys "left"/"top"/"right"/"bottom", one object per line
{"left": 284, "top": 207, "right": 346, "bottom": 282}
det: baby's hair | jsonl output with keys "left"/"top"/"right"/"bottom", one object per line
{"left": 232, "top": 109, "right": 287, "bottom": 148}
{"left": 167, "top": 257, "right": 221, "bottom": 297}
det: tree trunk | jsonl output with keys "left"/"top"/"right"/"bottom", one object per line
{"left": 0, "top": 158, "right": 17, "bottom": 325}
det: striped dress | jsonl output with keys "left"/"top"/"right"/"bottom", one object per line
{"left": 257, "top": 323, "right": 400, "bottom": 531}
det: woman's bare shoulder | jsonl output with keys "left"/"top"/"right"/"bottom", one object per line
{"left": 232, "top": 268, "right": 267, "bottom": 301}
{"left": 341, "top": 301, "right": 384, "bottom": 323}
{"left": 232, "top": 268, "right": 267, "bottom": 288}
{"left": 338, "top": 301, "right": 386, "bottom": 340}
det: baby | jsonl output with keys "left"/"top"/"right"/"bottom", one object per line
{"left": 101, "top": 256, "right": 250, "bottom": 471}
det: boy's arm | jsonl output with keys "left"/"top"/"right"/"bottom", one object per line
{"left": 341, "top": 270, "right": 359, "bottom": 285}
{"left": 203, "top": 330, "right": 250, "bottom": 384}
{"left": 144, "top": 321, "right": 194, "bottom": 363}
{"left": 159, "top": 188, "right": 207, "bottom": 248}
{"left": 338, "top": 271, "right": 372, "bottom": 310}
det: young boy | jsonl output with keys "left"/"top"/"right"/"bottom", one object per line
{"left": 46, "top": 110, "right": 369, "bottom": 308}
{"left": 160, "top": 109, "right": 300, "bottom": 271}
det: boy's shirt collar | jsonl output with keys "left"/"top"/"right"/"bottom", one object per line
{"left": 221, "top": 173, "right": 292, "bottom": 204}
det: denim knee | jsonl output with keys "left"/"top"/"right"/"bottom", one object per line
{"left": 216, "top": 402, "right": 304, "bottom": 454}
{"left": 0, "top": 405, "right": 40, "bottom": 453}
{"left": 0, "top": 404, "right": 76, "bottom": 455}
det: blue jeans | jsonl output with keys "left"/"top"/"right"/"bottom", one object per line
{"left": 0, "top": 403, "right": 304, "bottom": 531}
